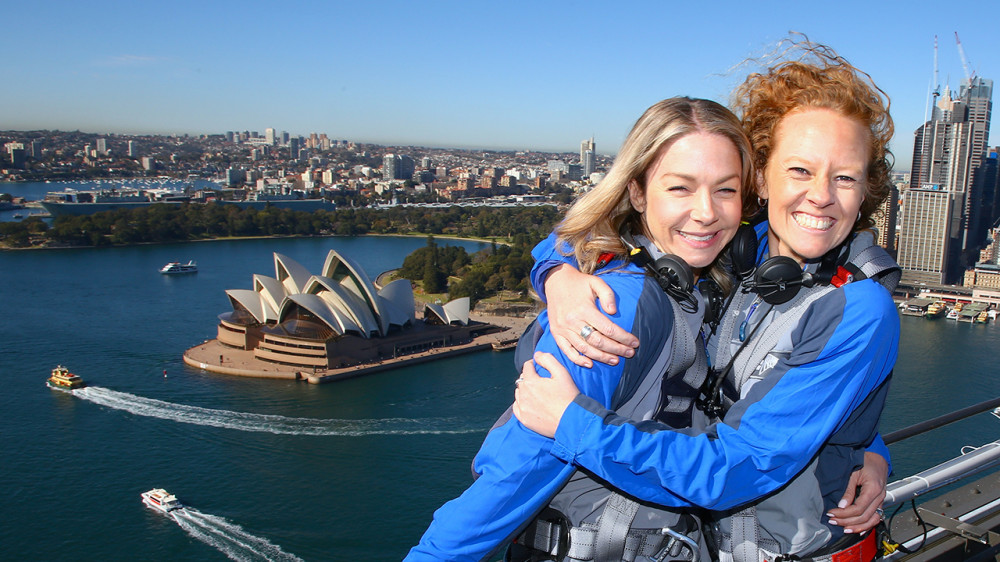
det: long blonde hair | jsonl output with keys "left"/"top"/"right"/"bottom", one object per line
{"left": 556, "top": 97, "right": 753, "bottom": 291}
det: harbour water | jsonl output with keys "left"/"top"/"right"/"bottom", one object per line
{"left": 3, "top": 234, "right": 1000, "bottom": 560}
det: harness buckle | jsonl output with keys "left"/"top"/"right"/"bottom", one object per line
{"left": 642, "top": 526, "right": 701, "bottom": 562}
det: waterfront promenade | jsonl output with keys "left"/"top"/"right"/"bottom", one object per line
{"left": 182, "top": 311, "right": 535, "bottom": 384}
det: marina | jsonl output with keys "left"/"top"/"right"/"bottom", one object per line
{"left": 899, "top": 296, "right": 997, "bottom": 324}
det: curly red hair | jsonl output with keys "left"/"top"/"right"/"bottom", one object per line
{"left": 732, "top": 40, "right": 893, "bottom": 230}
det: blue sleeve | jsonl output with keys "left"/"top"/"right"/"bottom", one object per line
{"left": 866, "top": 433, "right": 892, "bottom": 475}
{"left": 406, "top": 272, "right": 645, "bottom": 561}
{"left": 548, "top": 282, "right": 899, "bottom": 511}
{"left": 529, "top": 232, "right": 578, "bottom": 303}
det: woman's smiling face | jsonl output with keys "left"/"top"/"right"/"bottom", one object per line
{"left": 628, "top": 131, "right": 744, "bottom": 279}
{"left": 760, "top": 108, "right": 870, "bottom": 265}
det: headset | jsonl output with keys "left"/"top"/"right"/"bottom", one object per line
{"left": 727, "top": 222, "right": 849, "bottom": 305}
{"left": 618, "top": 225, "right": 724, "bottom": 323}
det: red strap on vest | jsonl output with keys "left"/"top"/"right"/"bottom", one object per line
{"left": 830, "top": 266, "right": 855, "bottom": 288}
{"left": 596, "top": 252, "right": 616, "bottom": 269}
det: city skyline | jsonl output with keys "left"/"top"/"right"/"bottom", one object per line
{"left": 4, "top": 1, "right": 1000, "bottom": 169}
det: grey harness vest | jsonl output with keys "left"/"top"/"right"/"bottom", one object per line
{"left": 515, "top": 292, "right": 708, "bottom": 562}
{"left": 712, "top": 235, "right": 900, "bottom": 562}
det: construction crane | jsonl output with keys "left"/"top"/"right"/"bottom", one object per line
{"left": 932, "top": 35, "right": 941, "bottom": 101}
{"left": 955, "top": 31, "right": 974, "bottom": 81}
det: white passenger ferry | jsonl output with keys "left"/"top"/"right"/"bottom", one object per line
{"left": 159, "top": 260, "right": 197, "bottom": 274}
{"left": 141, "top": 489, "right": 183, "bottom": 513}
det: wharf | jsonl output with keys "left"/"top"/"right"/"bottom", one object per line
{"left": 182, "top": 312, "right": 534, "bottom": 383}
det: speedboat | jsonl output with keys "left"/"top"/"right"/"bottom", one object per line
{"left": 141, "top": 489, "right": 183, "bottom": 513}
{"left": 47, "top": 365, "right": 85, "bottom": 390}
{"left": 159, "top": 260, "right": 197, "bottom": 274}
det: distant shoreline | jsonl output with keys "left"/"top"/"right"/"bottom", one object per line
{"left": 0, "top": 231, "right": 509, "bottom": 252}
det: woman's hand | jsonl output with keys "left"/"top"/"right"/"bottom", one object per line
{"left": 827, "top": 451, "right": 888, "bottom": 534}
{"left": 543, "top": 263, "right": 639, "bottom": 368}
{"left": 513, "top": 352, "right": 582, "bottom": 438}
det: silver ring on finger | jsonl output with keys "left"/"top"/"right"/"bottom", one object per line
{"left": 579, "top": 324, "right": 594, "bottom": 340}
{"left": 515, "top": 377, "right": 524, "bottom": 388}
{"left": 876, "top": 508, "right": 884, "bottom": 521}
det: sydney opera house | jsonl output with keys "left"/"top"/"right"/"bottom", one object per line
{"left": 215, "top": 249, "right": 497, "bottom": 370}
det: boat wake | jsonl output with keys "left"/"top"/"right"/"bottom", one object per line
{"left": 72, "top": 387, "right": 482, "bottom": 436}
{"left": 171, "top": 508, "right": 302, "bottom": 562}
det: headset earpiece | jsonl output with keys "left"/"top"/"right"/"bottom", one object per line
{"left": 651, "top": 255, "right": 693, "bottom": 294}
{"left": 618, "top": 225, "right": 701, "bottom": 313}
{"left": 700, "top": 279, "right": 724, "bottom": 327}
{"left": 752, "top": 256, "right": 804, "bottom": 305}
{"left": 728, "top": 223, "right": 759, "bottom": 280}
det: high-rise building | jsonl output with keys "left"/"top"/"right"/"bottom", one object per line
{"left": 265, "top": 128, "right": 276, "bottom": 145}
{"left": 383, "top": 154, "right": 414, "bottom": 180}
{"left": 898, "top": 76, "right": 994, "bottom": 284}
{"left": 958, "top": 77, "right": 993, "bottom": 250}
{"left": 875, "top": 183, "right": 899, "bottom": 252}
{"left": 5, "top": 142, "right": 26, "bottom": 168}
{"left": 582, "top": 150, "right": 595, "bottom": 178}
{"left": 30, "top": 140, "right": 42, "bottom": 158}
{"left": 400, "top": 155, "right": 414, "bottom": 179}
{"left": 289, "top": 138, "right": 300, "bottom": 159}
{"left": 127, "top": 140, "right": 138, "bottom": 158}
{"left": 897, "top": 187, "right": 954, "bottom": 285}
{"left": 580, "top": 137, "right": 595, "bottom": 163}
{"left": 225, "top": 167, "right": 246, "bottom": 186}
{"left": 96, "top": 138, "right": 108, "bottom": 155}
{"left": 383, "top": 154, "right": 399, "bottom": 180}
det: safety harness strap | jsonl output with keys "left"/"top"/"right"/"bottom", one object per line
{"left": 594, "top": 493, "right": 640, "bottom": 561}
{"left": 730, "top": 506, "right": 763, "bottom": 562}
{"left": 520, "top": 516, "right": 697, "bottom": 561}
{"left": 848, "top": 244, "right": 900, "bottom": 291}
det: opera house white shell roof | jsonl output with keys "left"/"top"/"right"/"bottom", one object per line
{"left": 424, "top": 297, "right": 471, "bottom": 326}
{"left": 224, "top": 249, "right": 470, "bottom": 340}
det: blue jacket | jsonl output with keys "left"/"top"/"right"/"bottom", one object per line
{"left": 406, "top": 244, "right": 691, "bottom": 561}
{"left": 529, "top": 225, "right": 898, "bottom": 555}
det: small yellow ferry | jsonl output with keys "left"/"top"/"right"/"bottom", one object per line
{"left": 47, "top": 365, "right": 85, "bottom": 390}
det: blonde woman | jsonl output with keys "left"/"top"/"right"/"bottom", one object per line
{"left": 407, "top": 97, "right": 753, "bottom": 561}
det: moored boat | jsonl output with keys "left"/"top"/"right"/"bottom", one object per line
{"left": 160, "top": 260, "right": 197, "bottom": 274}
{"left": 976, "top": 311, "right": 989, "bottom": 324}
{"left": 47, "top": 365, "right": 85, "bottom": 390}
{"left": 925, "top": 302, "right": 946, "bottom": 319}
{"left": 946, "top": 308, "right": 960, "bottom": 320}
{"left": 141, "top": 488, "right": 183, "bottom": 513}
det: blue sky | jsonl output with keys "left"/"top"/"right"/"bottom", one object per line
{"left": 3, "top": 1, "right": 999, "bottom": 170}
